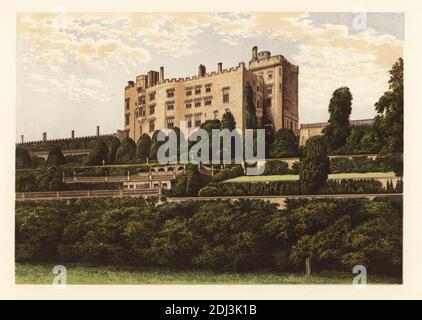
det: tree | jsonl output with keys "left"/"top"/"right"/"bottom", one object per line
{"left": 244, "top": 82, "right": 257, "bottom": 129}
{"left": 374, "top": 57, "right": 403, "bottom": 154}
{"left": 299, "top": 136, "right": 330, "bottom": 193}
{"left": 16, "top": 147, "right": 32, "bottom": 169}
{"left": 46, "top": 146, "right": 66, "bottom": 166}
{"left": 115, "top": 137, "right": 136, "bottom": 164}
{"left": 136, "top": 134, "right": 151, "bottom": 163}
{"left": 323, "top": 87, "right": 353, "bottom": 152}
{"left": 200, "top": 120, "right": 221, "bottom": 160}
{"left": 84, "top": 139, "right": 109, "bottom": 166}
{"left": 334, "top": 125, "right": 380, "bottom": 155}
{"left": 186, "top": 164, "right": 202, "bottom": 196}
{"left": 270, "top": 129, "right": 299, "bottom": 158}
{"left": 221, "top": 111, "right": 236, "bottom": 131}
{"left": 107, "top": 137, "right": 121, "bottom": 164}
{"left": 149, "top": 130, "right": 162, "bottom": 161}
{"left": 150, "top": 217, "right": 196, "bottom": 268}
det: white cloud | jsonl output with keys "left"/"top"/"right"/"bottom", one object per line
{"left": 17, "top": 12, "right": 403, "bottom": 123}
{"left": 25, "top": 72, "right": 110, "bottom": 102}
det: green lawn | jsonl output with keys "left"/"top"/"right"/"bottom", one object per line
{"left": 15, "top": 263, "right": 401, "bottom": 285}
{"left": 223, "top": 172, "right": 397, "bottom": 183}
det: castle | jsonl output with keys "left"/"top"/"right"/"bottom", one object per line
{"left": 124, "top": 46, "right": 299, "bottom": 142}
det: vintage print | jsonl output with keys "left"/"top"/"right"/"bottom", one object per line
{"left": 15, "top": 12, "right": 403, "bottom": 285}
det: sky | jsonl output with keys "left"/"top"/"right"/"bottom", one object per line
{"left": 16, "top": 12, "right": 404, "bottom": 142}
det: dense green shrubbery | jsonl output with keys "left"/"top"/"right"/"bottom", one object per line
{"left": 15, "top": 197, "right": 402, "bottom": 276}
{"left": 219, "top": 179, "right": 402, "bottom": 196}
{"left": 165, "top": 165, "right": 203, "bottom": 197}
{"left": 211, "top": 165, "right": 244, "bottom": 183}
{"left": 198, "top": 186, "right": 223, "bottom": 197}
{"left": 16, "top": 168, "right": 121, "bottom": 192}
{"left": 330, "top": 155, "right": 403, "bottom": 176}
{"left": 263, "top": 160, "right": 293, "bottom": 175}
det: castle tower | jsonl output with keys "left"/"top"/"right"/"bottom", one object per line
{"left": 248, "top": 46, "right": 299, "bottom": 133}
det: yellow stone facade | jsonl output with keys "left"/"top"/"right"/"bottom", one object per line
{"left": 124, "top": 47, "right": 299, "bottom": 142}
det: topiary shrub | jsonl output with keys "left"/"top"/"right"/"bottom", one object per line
{"left": 198, "top": 186, "right": 223, "bottom": 197}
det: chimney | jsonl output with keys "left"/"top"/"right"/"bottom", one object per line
{"left": 252, "top": 46, "right": 258, "bottom": 60}
{"left": 71, "top": 130, "right": 75, "bottom": 139}
{"left": 20, "top": 135, "right": 24, "bottom": 143}
{"left": 198, "top": 64, "right": 206, "bottom": 77}
{"left": 147, "top": 72, "right": 152, "bottom": 87}
{"left": 160, "top": 66, "right": 164, "bottom": 82}
{"left": 42, "top": 132, "right": 47, "bottom": 142}
{"left": 96, "top": 126, "right": 100, "bottom": 137}
{"left": 218, "top": 62, "right": 222, "bottom": 73}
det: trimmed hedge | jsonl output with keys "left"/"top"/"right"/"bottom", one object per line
{"left": 330, "top": 155, "right": 403, "bottom": 175}
{"left": 219, "top": 179, "right": 402, "bottom": 196}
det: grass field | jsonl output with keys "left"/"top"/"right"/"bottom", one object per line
{"left": 15, "top": 263, "right": 401, "bottom": 285}
{"left": 223, "top": 172, "right": 397, "bottom": 183}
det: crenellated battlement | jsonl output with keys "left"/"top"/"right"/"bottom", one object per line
{"left": 127, "top": 62, "right": 246, "bottom": 90}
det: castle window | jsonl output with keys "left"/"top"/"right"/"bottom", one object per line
{"left": 166, "top": 101, "right": 175, "bottom": 111}
{"left": 195, "top": 100, "right": 201, "bottom": 108}
{"left": 149, "top": 120, "right": 155, "bottom": 133}
{"left": 257, "top": 100, "right": 260, "bottom": 109}
{"left": 194, "top": 114, "right": 201, "bottom": 127}
{"left": 149, "top": 104, "right": 155, "bottom": 115}
{"left": 185, "top": 101, "right": 192, "bottom": 109}
{"left": 167, "top": 88, "right": 175, "bottom": 98}
{"left": 222, "top": 87, "right": 230, "bottom": 103}
{"left": 266, "top": 85, "right": 273, "bottom": 95}
{"left": 265, "top": 98, "right": 271, "bottom": 108}
{"left": 166, "top": 117, "right": 174, "bottom": 129}
{"left": 195, "top": 85, "right": 201, "bottom": 95}
{"left": 186, "top": 88, "right": 192, "bottom": 96}
{"left": 267, "top": 71, "right": 273, "bottom": 79}
{"left": 205, "top": 84, "right": 212, "bottom": 93}
{"left": 138, "top": 95, "right": 145, "bottom": 105}
{"left": 137, "top": 107, "right": 145, "bottom": 117}
{"left": 204, "top": 96, "right": 212, "bottom": 106}
{"left": 125, "top": 98, "right": 130, "bottom": 110}
{"left": 186, "top": 115, "right": 192, "bottom": 128}
{"left": 213, "top": 110, "right": 219, "bottom": 120}
{"left": 125, "top": 114, "right": 130, "bottom": 126}
{"left": 149, "top": 92, "right": 155, "bottom": 101}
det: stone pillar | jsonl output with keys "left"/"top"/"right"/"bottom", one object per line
{"left": 20, "top": 135, "right": 24, "bottom": 143}
{"left": 218, "top": 62, "right": 222, "bottom": 73}
{"left": 42, "top": 132, "right": 47, "bottom": 142}
{"left": 71, "top": 130, "right": 75, "bottom": 139}
{"left": 96, "top": 126, "right": 100, "bottom": 136}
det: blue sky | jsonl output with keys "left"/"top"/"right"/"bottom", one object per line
{"left": 16, "top": 12, "right": 403, "bottom": 141}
